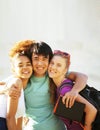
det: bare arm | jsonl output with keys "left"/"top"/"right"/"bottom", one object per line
{"left": 0, "top": 88, "right": 7, "bottom": 94}
{"left": 0, "top": 82, "right": 20, "bottom": 99}
{"left": 0, "top": 76, "right": 20, "bottom": 97}
{"left": 0, "top": 82, "right": 6, "bottom": 94}
{"left": 67, "top": 71, "right": 88, "bottom": 92}
{"left": 6, "top": 78, "right": 22, "bottom": 130}
{"left": 62, "top": 71, "right": 88, "bottom": 108}
{"left": 16, "top": 117, "right": 23, "bottom": 130}
{"left": 0, "top": 82, "right": 5, "bottom": 85}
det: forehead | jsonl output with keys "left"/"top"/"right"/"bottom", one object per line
{"left": 12, "top": 55, "right": 31, "bottom": 63}
{"left": 52, "top": 55, "right": 66, "bottom": 62}
{"left": 32, "top": 53, "right": 49, "bottom": 58}
{"left": 51, "top": 55, "right": 67, "bottom": 65}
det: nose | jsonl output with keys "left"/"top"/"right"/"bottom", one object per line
{"left": 50, "top": 64, "right": 56, "bottom": 69}
{"left": 22, "top": 65, "right": 28, "bottom": 68}
{"left": 37, "top": 60, "right": 43, "bottom": 65}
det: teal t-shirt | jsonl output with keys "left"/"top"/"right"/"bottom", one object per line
{"left": 24, "top": 74, "right": 66, "bottom": 130}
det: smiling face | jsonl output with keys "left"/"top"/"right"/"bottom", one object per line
{"left": 12, "top": 55, "right": 33, "bottom": 80}
{"left": 48, "top": 55, "right": 68, "bottom": 80}
{"left": 32, "top": 54, "right": 49, "bottom": 77}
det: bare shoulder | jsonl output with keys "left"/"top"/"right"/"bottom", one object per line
{"left": 13, "top": 77, "right": 23, "bottom": 89}
{"left": 7, "top": 76, "right": 23, "bottom": 89}
{"left": 14, "top": 78, "right": 23, "bottom": 86}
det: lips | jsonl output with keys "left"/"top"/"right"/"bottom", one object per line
{"left": 36, "top": 66, "right": 44, "bottom": 71}
{"left": 22, "top": 71, "right": 31, "bottom": 75}
{"left": 49, "top": 69, "right": 56, "bottom": 75}
{"left": 37, "top": 67, "right": 43, "bottom": 70}
{"left": 23, "top": 72, "right": 29, "bottom": 74}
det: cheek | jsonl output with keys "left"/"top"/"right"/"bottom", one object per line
{"left": 32, "top": 59, "right": 35, "bottom": 65}
{"left": 32, "top": 61, "right": 34, "bottom": 66}
{"left": 32, "top": 62, "right": 36, "bottom": 68}
{"left": 13, "top": 69, "right": 20, "bottom": 75}
{"left": 32, "top": 65, "right": 35, "bottom": 70}
{"left": 48, "top": 65, "right": 51, "bottom": 69}
{"left": 48, "top": 66, "right": 51, "bottom": 73}
{"left": 63, "top": 68, "right": 68, "bottom": 75}
{"left": 47, "top": 63, "right": 49, "bottom": 67}
{"left": 60, "top": 67, "right": 67, "bottom": 73}
{"left": 45, "top": 61, "right": 49, "bottom": 67}
{"left": 30, "top": 67, "right": 33, "bottom": 72}
{"left": 16, "top": 68, "right": 20, "bottom": 73}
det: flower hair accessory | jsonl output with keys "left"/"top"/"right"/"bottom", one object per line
{"left": 54, "top": 50, "right": 70, "bottom": 66}
{"left": 54, "top": 50, "right": 70, "bottom": 58}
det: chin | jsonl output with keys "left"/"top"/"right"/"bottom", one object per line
{"left": 49, "top": 74, "right": 54, "bottom": 78}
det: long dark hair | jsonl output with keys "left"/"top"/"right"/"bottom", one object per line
{"left": 49, "top": 78, "right": 57, "bottom": 105}
{"left": 29, "top": 41, "right": 56, "bottom": 104}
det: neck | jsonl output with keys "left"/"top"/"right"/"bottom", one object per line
{"left": 21, "top": 78, "right": 29, "bottom": 89}
{"left": 34, "top": 73, "right": 46, "bottom": 77}
{"left": 53, "top": 76, "right": 66, "bottom": 87}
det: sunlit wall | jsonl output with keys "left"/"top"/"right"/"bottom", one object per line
{"left": 0, "top": 0, "right": 100, "bottom": 89}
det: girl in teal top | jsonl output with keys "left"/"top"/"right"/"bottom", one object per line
{"left": 24, "top": 74, "right": 66, "bottom": 130}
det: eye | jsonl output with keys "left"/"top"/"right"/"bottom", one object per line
{"left": 57, "top": 63, "right": 62, "bottom": 67}
{"left": 43, "top": 58, "right": 48, "bottom": 62}
{"left": 50, "top": 61, "right": 54, "bottom": 65}
{"left": 42, "top": 56, "right": 49, "bottom": 61}
{"left": 32, "top": 56, "right": 38, "bottom": 61}
{"left": 26, "top": 62, "right": 32, "bottom": 66}
{"left": 18, "top": 64, "right": 23, "bottom": 68}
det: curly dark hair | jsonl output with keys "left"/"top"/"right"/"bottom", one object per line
{"left": 9, "top": 40, "right": 35, "bottom": 60}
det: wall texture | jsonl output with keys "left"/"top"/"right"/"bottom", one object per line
{"left": 0, "top": 0, "right": 100, "bottom": 89}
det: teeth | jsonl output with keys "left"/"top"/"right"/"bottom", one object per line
{"left": 50, "top": 69, "right": 54, "bottom": 72}
{"left": 23, "top": 71, "right": 29, "bottom": 74}
{"left": 37, "top": 67, "right": 43, "bottom": 70}
{"left": 50, "top": 70, "right": 55, "bottom": 74}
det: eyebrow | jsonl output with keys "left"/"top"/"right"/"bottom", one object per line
{"left": 18, "top": 61, "right": 31, "bottom": 64}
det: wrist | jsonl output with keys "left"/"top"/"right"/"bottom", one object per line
{"left": 71, "top": 88, "right": 79, "bottom": 94}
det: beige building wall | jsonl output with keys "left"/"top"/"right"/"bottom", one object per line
{"left": 0, "top": 0, "right": 100, "bottom": 89}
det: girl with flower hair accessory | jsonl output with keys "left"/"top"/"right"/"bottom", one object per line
{"left": 48, "top": 50, "right": 97, "bottom": 130}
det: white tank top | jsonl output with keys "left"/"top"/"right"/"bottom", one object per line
{"left": 0, "top": 76, "right": 25, "bottom": 118}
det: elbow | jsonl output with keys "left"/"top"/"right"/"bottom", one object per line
{"left": 82, "top": 73, "right": 88, "bottom": 82}
{"left": 6, "top": 114, "right": 17, "bottom": 130}
{"left": 6, "top": 113, "right": 15, "bottom": 122}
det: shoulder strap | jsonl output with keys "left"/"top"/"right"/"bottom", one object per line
{"left": 59, "top": 80, "right": 74, "bottom": 93}
{"left": 80, "top": 85, "right": 100, "bottom": 110}
{"left": 61, "top": 81, "right": 74, "bottom": 87}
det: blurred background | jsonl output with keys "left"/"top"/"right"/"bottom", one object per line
{"left": 0, "top": 0, "right": 100, "bottom": 89}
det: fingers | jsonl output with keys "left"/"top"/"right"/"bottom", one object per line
{"left": 67, "top": 97, "right": 75, "bottom": 108}
{"left": 23, "top": 117, "right": 29, "bottom": 126}
{"left": 62, "top": 91, "right": 78, "bottom": 108}
{"left": 62, "top": 94, "right": 67, "bottom": 104}
{"left": 62, "top": 95, "right": 75, "bottom": 108}
{"left": 8, "top": 85, "right": 21, "bottom": 99}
